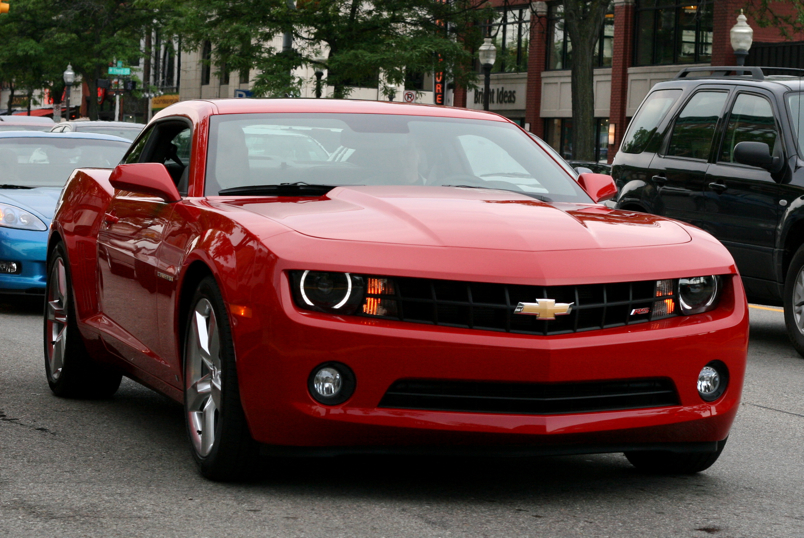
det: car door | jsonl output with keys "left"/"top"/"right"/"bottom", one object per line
{"left": 646, "top": 90, "right": 730, "bottom": 226}
{"left": 703, "top": 90, "right": 794, "bottom": 293}
{"left": 97, "top": 120, "right": 191, "bottom": 382}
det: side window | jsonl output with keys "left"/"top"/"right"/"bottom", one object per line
{"left": 666, "top": 91, "right": 728, "bottom": 160}
{"left": 719, "top": 93, "right": 779, "bottom": 164}
{"left": 621, "top": 89, "right": 682, "bottom": 154}
{"left": 123, "top": 127, "right": 155, "bottom": 164}
{"left": 137, "top": 121, "right": 193, "bottom": 195}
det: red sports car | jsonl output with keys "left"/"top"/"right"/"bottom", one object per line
{"left": 45, "top": 99, "right": 748, "bottom": 481}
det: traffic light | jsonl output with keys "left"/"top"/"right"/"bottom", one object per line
{"left": 0, "top": 1, "right": 9, "bottom": 14}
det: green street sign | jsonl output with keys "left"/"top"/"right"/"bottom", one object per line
{"left": 108, "top": 67, "right": 130, "bottom": 75}
{"left": 117, "top": 60, "right": 123, "bottom": 68}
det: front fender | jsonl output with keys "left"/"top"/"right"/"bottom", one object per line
{"left": 50, "top": 168, "right": 115, "bottom": 321}
{"left": 615, "top": 179, "right": 651, "bottom": 212}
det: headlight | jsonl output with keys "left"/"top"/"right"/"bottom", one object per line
{"left": 291, "top": 271, "right": 365, "bottom": 314}
{"left": 679, "top": 276, "right": 720, "bottom": 315}
{"left": 0, "top": 202, "right": 47, "bottom": 231}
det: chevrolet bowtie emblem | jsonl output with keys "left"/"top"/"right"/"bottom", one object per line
{"left": 514, "top": 299, "right": 574, "bottom": 320}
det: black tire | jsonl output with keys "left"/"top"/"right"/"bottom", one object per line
{"left": 43, "top": 242, "right": 122, "bottom": 398}
{"left": 625, "top": 438, "right": 728, "bottom": 474}
{"left": 783, "top": 244, "right": 804, "bottom": 358}
{"left": 183, "top": 276, "right": 259, "bottom": 481}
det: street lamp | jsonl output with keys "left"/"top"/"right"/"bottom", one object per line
{"left": 730, "top": 10, "right": 753, "bottom": 67}
{"left": 63, "top": 64, "right": 75, "bottom": 121}
{"left": 314, "top": 69, "right": 323, "bottom": 98}
{"left": 478, "top": 37, "right": 496, "bottom": 111}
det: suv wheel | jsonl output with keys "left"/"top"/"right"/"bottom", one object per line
{"left": 783, "top": 244, "right": 804, "bottom": 358}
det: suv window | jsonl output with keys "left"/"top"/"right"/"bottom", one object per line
{"left": 720, "top": 93, "right": 779, "bottom": 164}
{"left": 621, "top": 89, "right": 681, "bottom": 154}
{"left": 666, "top": 91, "right": 728, "bottom": 160}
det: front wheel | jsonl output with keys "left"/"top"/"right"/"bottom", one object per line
{"left": 784, "top": 244, "right": 804, "bottom": 358}
{"left": 44, "top": 242, "right": 122, "bottom": 398}
{"left": 184, "top": 276, "right": 259, "bottom": 481}
{"left": 625, "top": 438, "right": 727, "bottom": 474}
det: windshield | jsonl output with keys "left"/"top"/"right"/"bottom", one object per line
{"left": 205, "top": 113, "right": 590, "bottom": 202}
{"left": 75, "top": 126, "right": 143, "bottom": 141}
{"left": 0, "top": 138, "right": 129, "bottom": 187}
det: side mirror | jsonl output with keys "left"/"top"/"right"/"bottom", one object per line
{"left": 109, "top": 163, "right": 181, "bottom": 203}
{"left": 577, "top": 173, "right": 618, "bottom": 204}
{"left": 733, "top": 141, "right": 779, "bottom": 171}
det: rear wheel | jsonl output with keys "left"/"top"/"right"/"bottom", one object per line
{"left": 625, "top": 438, "right": 727, "bottom": 474}
{"left": 184, "top": 276, "right": 259, "bottom": 481}
{"left": 44, "top": 242, "right": 122, "bottom": 398}
{"left": 784, "top": 244, "right": 804, "bottom": 358}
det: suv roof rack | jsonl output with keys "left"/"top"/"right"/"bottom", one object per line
{"left": 675, "top": 66, "right": 765, "bottom": 80}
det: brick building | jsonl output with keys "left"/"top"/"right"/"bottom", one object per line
{"left": 460, "top": 0, "right": 804, "bottom": 163}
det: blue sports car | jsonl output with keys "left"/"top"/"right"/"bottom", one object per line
{"left": 0, "top": 131, "right": 131, "bottom": 295}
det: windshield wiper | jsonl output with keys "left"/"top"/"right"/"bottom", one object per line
{"left": 0, "top": 184, "right": 33, "bottom": 190}
{"left": 443, "top": 184, "right": 552, "bottom": 203}
{"left": 218, "top": 182, "right": 360, "bottom": 196}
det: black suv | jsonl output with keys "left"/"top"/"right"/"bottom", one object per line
{"left": 612, "top": 66, "right": 804, "bottom": 356}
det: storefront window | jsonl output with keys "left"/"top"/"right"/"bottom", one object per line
{"left": 544, "top": 118, "right": 609, "bottom": 163}
{"left": 547, "top": 4, "right": 613, "bottom": 71}
{"left": 635, "top": 1, "right": 713, "bottom": 66}
{"left": 491, "top": 6, "right": 531, "bottom": 73}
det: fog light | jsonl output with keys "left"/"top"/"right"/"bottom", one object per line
{"left": 308, "top": 362, "right": 356, "bottom": 405}
{"left": 697, "top": 361, "right": 728, "bottom": 402}
{"left": 0, "top": 261, "right": 20, "bottom": 274}
{"left": 313, "top": 367, "right": 342, "bottom": 397}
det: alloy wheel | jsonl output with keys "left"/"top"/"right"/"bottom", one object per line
{"left": 794, "top": 267, "right": 804, "bottom": 334}
{"left": 186, "top": 298, "right": 223, "bottom": 457}
{"left": 45, "top": 258, "right": 69, "bottom": 381}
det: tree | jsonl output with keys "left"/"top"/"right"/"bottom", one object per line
{"left": 48, "top": 0, "right": 173, "bottom": 120}
{"left": 0, "top": 0, "right": 72, "bottom": 114}
{"left": 746, "top": 0, "right": 804, "bottom": 40}
{"left": 176, "top": 0, "right": 491, "bottom": 99}
{"left": 561, "top": 0, "right": 612, "bottom": 161}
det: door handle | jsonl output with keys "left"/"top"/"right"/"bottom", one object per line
{"left": 104, "top": 212, "right": 119, "bottom": 224}
{"left": 652, "top": 175, "right": 667, "bottom": 185}
{"left": 707, "top": 182, "right": 727, "bottom": 194}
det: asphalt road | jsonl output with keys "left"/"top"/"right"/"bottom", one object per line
{"left": 2, "top": 296, "right": 804, "bottom": 538}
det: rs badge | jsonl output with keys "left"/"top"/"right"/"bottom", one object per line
{"left": 514, "top": 299, "right": 574, "bottom": 320}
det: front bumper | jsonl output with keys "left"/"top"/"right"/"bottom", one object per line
{"left": 0, "top": 227, "right": 47, "bottom": 294}
{"left": 235, "top": 273, "right": 748, "bottom": 451}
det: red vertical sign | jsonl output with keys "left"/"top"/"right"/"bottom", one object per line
{"left": 434, "top": 0, "right": 446, "bottom": 105}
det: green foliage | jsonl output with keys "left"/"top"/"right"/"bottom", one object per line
{"left": 745, "top": 0, "right": 804, "bottom": 40}
{"left": 174, "top": 0, "right": 492, "bottom": 98}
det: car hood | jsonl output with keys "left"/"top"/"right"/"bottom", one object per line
{"left": 0, "top": 187, "right": 61, "bottom": 220}
{"left": 226, "top": 186, "right": 691, "bottom": 252}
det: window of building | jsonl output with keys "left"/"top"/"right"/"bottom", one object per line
{"left": 491, "top": 6, "right": 531, "bottom": 73}
{"left": 547, "top": 4, "right": 614, "bottom": 71}
{"left": 201, "top": 41, "right": 212, "bottom": 86}
{"left": 544, "top": 118, "right": 610, "bottom": 163}
{"left": 240, "top": 68, "right": 250, "bottom": 85}
{"left": 635, "top": 1, "right": 713, "bottom": 66}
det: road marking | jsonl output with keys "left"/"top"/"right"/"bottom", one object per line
{"left": 750, "top": 305, "right": 784, "bottom": 313}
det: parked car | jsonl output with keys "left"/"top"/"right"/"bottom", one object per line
{"left": 612, "top": 66, "right": 804, "bottom": 357}
{"left": 50, "top": 120, "right": 144, "bottom": 141}
{"left": 46, "top": 99, "right": 747, "bottom": 481}
{"left": 0, "top": 115, "right": 55, "bottom": 132}
{"left": 0, "top": 132, "right": 130, "bottom": 295}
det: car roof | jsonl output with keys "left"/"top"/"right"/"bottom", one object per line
{"left": 153, "top": 98, "right": 512, "bottom": 123}
{"left": 61, "top": 120, "right": 143, "bottom": 128}
{"left": 2, "top": 116, "right": 55, "bottom": 124}
{"left": 0, "top": 131, "right": 131, "bottom": 143}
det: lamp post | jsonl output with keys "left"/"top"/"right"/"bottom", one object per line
{"left": 478, "top": 37, "right": 496, "bottom": 112}
{"left": 730, "top": 10, "right": 753, "bottom": 67}
{"left": 63, "top": 64, "right": 75, "bottom": 121}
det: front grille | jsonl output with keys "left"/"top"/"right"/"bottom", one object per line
{"left": 361, "top": 278, "right": 671, "bottom": 335}
{"left": 379, "top": 379, "right": 680, "bottom": 415}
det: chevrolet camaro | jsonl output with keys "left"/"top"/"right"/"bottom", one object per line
{"left": 45, "top": 99, "right": 748, "bottom": 481}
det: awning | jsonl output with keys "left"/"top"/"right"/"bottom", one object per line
{"left": 13, "top": 108, "right": 54, "bottom": 117}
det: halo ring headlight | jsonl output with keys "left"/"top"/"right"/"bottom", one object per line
{"left": 679, "top": 276, "right": 720, "bottom": 315}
